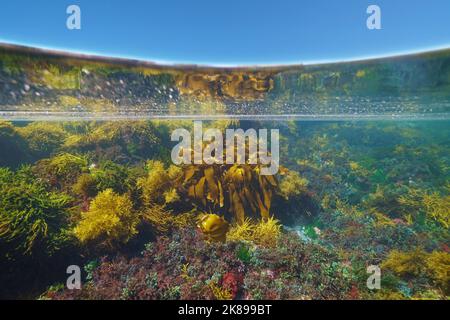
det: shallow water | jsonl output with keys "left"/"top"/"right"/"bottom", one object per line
{"left": 1, "top": 118, "right": 449, "bottom": 299}
{"left": 1, "top": 44, "right": 449, "bottom": 300}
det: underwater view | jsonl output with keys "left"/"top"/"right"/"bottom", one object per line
{"left": 0, "top": 43, "right": 449, "bottom": 301}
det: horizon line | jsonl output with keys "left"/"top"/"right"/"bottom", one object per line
{"left": 0, "top": 39, "right": 449, "bottom": 69}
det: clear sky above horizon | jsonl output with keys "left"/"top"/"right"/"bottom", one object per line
{"left": 0, "top": 0, "right": 449, "bottom": 65}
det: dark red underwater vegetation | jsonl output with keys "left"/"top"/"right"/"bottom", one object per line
{"left": 45, "top": 228, "right": 352, "bottom": 300}
{"left": 221, "top": 272, "right": 244, "bottom": 299}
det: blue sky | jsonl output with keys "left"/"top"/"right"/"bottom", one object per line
{"left": 0, "top": 0, "right": 449, "bottom": 65}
